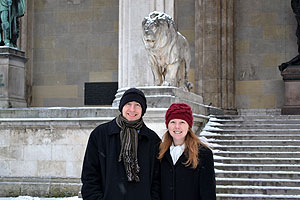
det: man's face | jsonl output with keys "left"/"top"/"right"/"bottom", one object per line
{"left": 122, "top": 101, "right": 142, "bottom": 121}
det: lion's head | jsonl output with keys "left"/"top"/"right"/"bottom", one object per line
{"left": 142, "top": 11, "right": 177, "bottom": 49}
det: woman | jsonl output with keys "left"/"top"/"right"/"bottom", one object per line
{"left": 158, "top": 103, "right": 216, "bottom": 200}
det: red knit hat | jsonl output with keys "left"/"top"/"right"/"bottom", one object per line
{"left": 165, "top": 103, "right": 193, "bottom": 128}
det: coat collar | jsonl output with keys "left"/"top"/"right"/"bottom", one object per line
{"left": 108, "top": 118, "right": 151, "bottom": 139}
{"left": 165, "top": 148, "right": 187, "bottom": 166}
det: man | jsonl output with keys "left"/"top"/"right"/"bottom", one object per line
{"left": 81, "top": 88, "right": 161, "bottom": 200}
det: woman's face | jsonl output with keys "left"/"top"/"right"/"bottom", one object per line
{"left": 167, "top": 119, "right": 189, "bottom": 146}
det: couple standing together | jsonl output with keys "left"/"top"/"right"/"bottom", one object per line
{"left": 81, "top": 88, "right": 216, "bottom": 200}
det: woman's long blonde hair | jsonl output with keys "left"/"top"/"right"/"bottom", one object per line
{"left": 158, "top": 128, "right": 209, "bottom": 168}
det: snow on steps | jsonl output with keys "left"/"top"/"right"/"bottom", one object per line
{"left": 201, "top": 113, "right": 300, "bottom": 200}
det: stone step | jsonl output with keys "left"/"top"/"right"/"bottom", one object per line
{"left": 0, "top": 107, "right": 120, "bottom": 118}
{"left": 216, "top": 177, "right": 300, "bottom": 187}
{"left": 213, "top": 151, "right": 300, "bottom": 158}
{"left": 210, "top": 114, "right": 300, "bottom": 199}
{"left": 211, "top": 124, "right": 300, "bottom": 129}
{"left": 203, "top": 134, "right": 300, "bottom": 140}
{"left": 214, "top": 157, "right": 300, "bottom": 164}
{"left": 216, "top": 185, "right": 300, "bottom": 195}
{"left": 213, "top": 114, "right": 300, "bottom": 120}
{"left": 211, "top": 118, "right": 300, "bottom": 124}
{"left": 213, "top": 145, "right": 300, "bottom": 152}
{"left": 208, "top": 139, "right": 300, "bottom": 145}
{"left": 0, "top": 177, "right": 81, "bottom": 197}
{"left": 215, "top": 170, "right": 300, "bottom": 179}
{"left": 216, "top": 193, "right": 300, "bottom": 200}
{"left": 207, "top": 129, "right": 300, "bottom": 134}
{"left": 214, "top": 163, "right": 300, "bottom": 171}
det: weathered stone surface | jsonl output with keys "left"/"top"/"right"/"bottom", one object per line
{"left": 0, "top": 48, "right": 27, "bottom": 108}
{"left": 0, "top": 106, "right": 208, "bottom": 196}
{"left": 280, "top": 65, "right": 300, "bottom": 114}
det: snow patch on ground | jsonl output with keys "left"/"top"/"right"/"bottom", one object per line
{"left": 0, "top": 197, "right": 81, "bottom": 200}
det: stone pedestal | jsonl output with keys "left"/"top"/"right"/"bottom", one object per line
{"left": 0, "top": 48, "right": 27, "bottom": 108}
{"left": 113, "top": 86, "right": 206, "bottom": 113}
{"left": 281, "top": 65, "right": 300, "bottom": 115}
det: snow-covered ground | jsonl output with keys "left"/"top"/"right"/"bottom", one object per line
{"left": 0, "top": 197, "right": 81, "bottom": 200}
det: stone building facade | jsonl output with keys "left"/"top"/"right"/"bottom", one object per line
{"left": 0, "top": 0, "right": 298, "bottom": 196}
{"left": 18, "top": 0, "right": 296, "bottom": 111}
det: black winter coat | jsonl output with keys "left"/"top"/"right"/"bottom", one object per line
{"left": 81, "top": 119, "right": 161, "bottom": 200}
{"left": 161, "top": 146, "right": 216, "bottom": 200}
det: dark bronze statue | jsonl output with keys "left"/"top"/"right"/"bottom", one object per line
{"left": 279, "top": 0, "right": 300, "bottom": 71}
{"left": 0, "top": 0, "right": 25, "bottom": 48}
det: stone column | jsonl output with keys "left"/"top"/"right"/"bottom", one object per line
{"left": 0, "top": 48, "right": 27, "bottom": 108}
{"left": 118, "top": 0, "right": 174, "bottom": 89}
{"left": 195, "top": 0, "right": 234, "bottom": 110}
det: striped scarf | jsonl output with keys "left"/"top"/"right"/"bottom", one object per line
{"left": 116, "top": 114, "right": 144, "bottom": 182}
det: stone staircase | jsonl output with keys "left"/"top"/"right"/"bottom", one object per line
{"left": 200, "top": 112, "right": 300, "bottom": 200}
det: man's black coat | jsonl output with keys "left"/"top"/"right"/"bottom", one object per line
{"left": 81, "top": 119, "right": 161, "bottom": 200}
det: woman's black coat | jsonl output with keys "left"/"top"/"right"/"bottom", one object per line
{"left": 81, "top": 118, "right": 161, "bottom": 200}
{"left": 160, "top": 146, "right": 216, "bottom": 200}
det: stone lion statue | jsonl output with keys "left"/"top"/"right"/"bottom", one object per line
{"left": 142, "top": 11, "right": 193, "bottom": 91}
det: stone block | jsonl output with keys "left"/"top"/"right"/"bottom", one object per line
{"left": 24, "top": 129, "right": 53, "bottom": 145}
{"left": 21, "top": 183, "right": 50, "bottom": 197}
{"left": 32, "top": 85, "right": 78, "bottom": 106}
{"left": 54, "top": 130, "right": 89, "bottom": 145}
{"left": 236, "top": 94, "right": 250, "bottom": 109}
{"left": 263, "top": 25, "right": 286, "bottom": 40}
{"left": 249, "top": 13, "right": 277, "bottom": 26}
{"left": 235, "top": 0, "right": 263, "bottom": 13}
{"left": 0, "top": 130, "right": 10, "bottom": 146}
{"left": 10, "top": 160, "right": 38, "bottom": 176}
{"left": 89, "top": 71, "right": 113, "bottom": 82}
{"left": 50, "top": 184, "right": 80, "bottom": 197}
{"left": 5, "top": 145, "right": 23, "bottom": 160}
{"left": 52, "top": 145, "right": 84, "bottom": 161}
{"left": 24, "top": 145, "right": 52, "bottom": 161}
{"left": 34, "top": 36, "right": 56, "bottom": 49}
{"left": 263, "top": 53, "right": 283, "bottom": 67}
{"left": 44, "top": 73, "right": 67, "bottom": 85}
{"left": 280, "top": 65, "right": 300, "bottom": 114}
{"left": 66, "top": 161, "right": 83, "bottom": 177}
{"left": 0, "top": 183, "right": 21, "bottom": 196}
{"left": 0, "top": 160, "right": 10, "bottom": 176}
{"left": 249, "top": 39, "right": 285, "bottom": 54}
{"left": 235, "top": 26, "right": 263, "bottom": 40}
{"left": 10, "top": 130, "right": 26, "bottom": 145}
{"left": 249, "top": 94, "right": 276, "bottom": 109}
{"left": 284, "top": 81, "right": 300, "bottom": 106}
{"left": 235, "top": 40, "right": 250, "bottom": 54}
{"left": 38, "top": 161, "right": 66, "bottom": 177}
{"left": 236, "top": 80, "right": 263, "bottom": 95}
